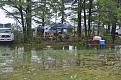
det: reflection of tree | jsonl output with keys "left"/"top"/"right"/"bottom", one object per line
{"left": 41, "top": 50, "right": 49, "bottom": 70}
{"left": 0, "top": 46, "right": 15, "bottom": 73}
{"left": 13, "top": 46, "right": 79, "bottom": 70}
{"left": 76, "top": 52, "right": 81, "bottom": 66}
{"left": 13, "top": 45, "right": 32, "bottom": 71}
{"left": 23, "top": 45, "right": 32, "bottom": 63}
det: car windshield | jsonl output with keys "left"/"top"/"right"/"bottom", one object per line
{"left": 0, "top": 29, "right": 11, "bottom": 33}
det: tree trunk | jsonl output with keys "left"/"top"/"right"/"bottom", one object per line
{"left": 83, "top": 0, "right": 87, "bottom": 38}
{"left": 26, "top": 0, "right": 32, "bottom": 43}
{"left": 42, "top": 0, "right": 46, "bottom": 27}
{"left": 111, "top": 21, "right": 116, "bottom": 45}
{"left": 41, "top": 0, "right": 46, "bottom": 37}
{"left": 107, "top": 23, "right": 110, "bottom": 34}
{"left": 77, "top": 0, "right": 82, "bottom": 37}
{"left": 18, "top": 6, "right": 27, "bottom": 43}
{"left": 42, "top": 14, "right": 45, "bottom": 27}
{"left": 88, "top": 0, "right": 93, "bottom": 37}
{"left": 61, "top": 0, "right": 65, "bottom": 24}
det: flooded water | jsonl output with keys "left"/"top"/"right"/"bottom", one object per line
{"left": 0, "top": 45, "right": 78, "bottom": 75}
{"left": 0, "top": 44, "right": 121, "bottom": 76}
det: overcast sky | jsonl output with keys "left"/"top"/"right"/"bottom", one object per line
{"left": 0, "top": 9, "right": 14, "bottom": 24}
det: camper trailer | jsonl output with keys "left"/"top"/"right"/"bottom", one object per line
{"left": 0, "top": 23, "right": 14, "bottom": 42}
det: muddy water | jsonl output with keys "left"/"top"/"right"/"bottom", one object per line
{"left": 0, "top": 45, "right": 121, "bottom": 76}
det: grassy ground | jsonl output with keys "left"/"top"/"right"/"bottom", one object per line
{"left": 1, "top": 66, "right": 121, "bottom": 80}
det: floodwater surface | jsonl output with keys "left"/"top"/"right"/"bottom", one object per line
{"left": 0, "top": 44, "right": 121, "bottom": 80}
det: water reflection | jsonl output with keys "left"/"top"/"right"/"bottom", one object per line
{"left": 115, "top": 45, "right": 121, "bottom": 54}
{"left": 0, "top": 46, "right": 14, "bottom": 75}
{"left": 0, "top": 45, "right": 121, "bottom": 76}
{"left": 0, "top": 45, "right": 77, "bottom": 75}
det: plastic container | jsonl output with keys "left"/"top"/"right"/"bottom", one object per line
{"left": 99, "top": 40, "right": 105, "bottom": 45}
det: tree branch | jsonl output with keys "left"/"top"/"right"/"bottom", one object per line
{"left": 1, "top": 7, "right": 22, "bottom": 24}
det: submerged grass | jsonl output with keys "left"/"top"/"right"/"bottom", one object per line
{"left": 0, "top": 44, "right": 121, "bottom": 80}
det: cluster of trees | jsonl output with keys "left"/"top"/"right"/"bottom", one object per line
{"left": 0, "top": 0, "right": 69, "bottom": 43}
{"left": 0, "top": 0, "right": 121, "bottom": 44}
{"left": 73, "top": 0, "right": 121, "bottom": 44}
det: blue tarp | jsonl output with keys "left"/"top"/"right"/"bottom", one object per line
{"left": 49, "top": 22, "right": 72, "bottom": 30}
{"left": 34, "top": 22, "right": 73, "bottom": 32}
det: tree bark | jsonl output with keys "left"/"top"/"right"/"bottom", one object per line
{"left": 83, "top": 0, "right": 87, "bottom": 37}
{"left": 88, "top": 0, "right": 93, "bottom": 37}
{"left": 111, "top": 21, "right": 116, "bottom": 45}
{"left": 61, "top": 0, "right": 65, "bottom": 24}
{"left": 26, "top": 0, "right": 32, "bottom": 43}
{"left": 18, "top": 5, "right": 27, "bottom": 42}
{"left": 42, "top": 0, "right": 46, "bottom": 27}
{"left": 77, "top": 0, "right": 82, "bottom": 37}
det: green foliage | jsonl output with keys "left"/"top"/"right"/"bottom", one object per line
{"left": 97, "top": 0, "right": 119, "bottom": 24}
{"left": 1, "top": 0, "right": 121, "bottom": 43}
